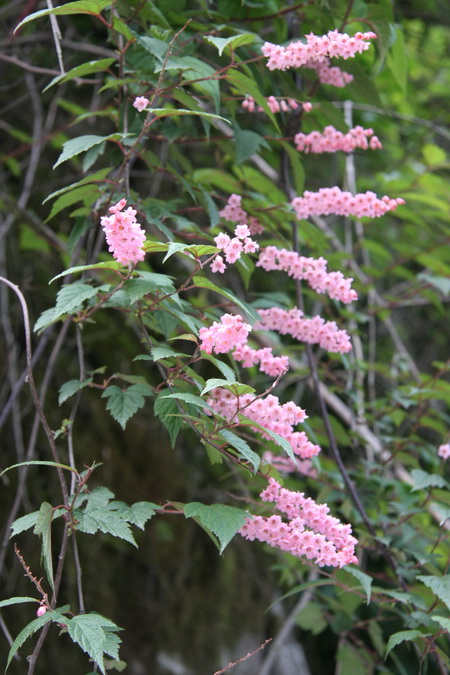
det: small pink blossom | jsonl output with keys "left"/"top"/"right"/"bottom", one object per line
{"left": 210, "top": 255, "right": 226, "bottom": 273}
{"left": 291, "top": 187, "right": 404, "bottom": 220}
{"left": 101, "top": 200, "right": 146, "bottom": 265}
{"left": 295, "top": 125, "right": 382, "bottom": 154}
{"left": 36, "top": 605, "right": 47, "bottom": 617}
{"left": 133, "top": 96, "right": 150, "bottom": 112}
{"left": 438, "top": 443, "right": 450, "bottom": 460}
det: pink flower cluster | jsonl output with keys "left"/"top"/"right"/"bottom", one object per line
{"left": 295, "top": 125, "right": 382, "bottom": 153}
{"left": 100, "top": 199, "right": 146, "bottom": 265}
{"left": 307, "top": 59, "right": 353, "bottom": 87}
{"left": 211, "top": 224, "right": 259, "bottom": 273}
{"left": 207, "top": 388, "right": 320, "bottom": 460}
{"left": 261, "top": 30, "right": 376, "bottom": 71}
{"left": 219, "top": 194, "right": 264, "bottom": 235}
{"left": 133, "top": 96, "right": 150, "bottom": 112}
{"left": 242, "top": 95, "right": 312, "bottom": 114}
{"left": 239, "top": 478, "right": 358, "bottom": 567}
{"left": 291, "top": 188, "right": 405, "bottom": 220}
{"left": 438, "top": 443, "right": 450, "bottom": 460}
{"left": 233, "top": 344, "right": 289, "bottom": 377}
{"left": 199, "top": 314, "right": 251, "bottom": 355}
{"left": 256, "top": 307, "right": 352, "bottom": 354}
{"left": 257, "top": 246, "right": 358, "bottom": 304}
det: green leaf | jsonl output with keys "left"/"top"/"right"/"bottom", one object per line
{"left": 160, "top": 391, "right": 211, "bottom": 411}
{"left": 0, "top": 597, "right": 40, "bottom": 609}
{"left": 58, "top": 378, "right": 92, "bottom": 405}
{"left": 10, "top": 512, "right": 40, "bottom": 537}
{"left": 55, "top": 282, "right": 98, "bottom": 316}
{"left": 201, "top": 355, "right": 236, "bottom": 382}
{"left": 343, "top": 566, "right": 373, "bottom": 604}
{"left": 6, "top": 610, "right": 64, "bottom": 670}
{"left": 43, "top": 58, "right": 116, "bottom": 91}
{"left": 34, "top": 306, "right": 61, "bottom": 333}
{"left": 218, "top": 429, "right": 260, "bottom": 473}
{"left": 147, "top": 108, "right": 231, "bottom": 125}
{"left": 33, "top": 502, "right": 55, "bottom": 591}
{"left": 418, "top": 273, "right": 450, "bottom": 296}
{"left": 385, "top": 630, "right": 428, "bottom": 658}
{"left": 151, "top": 346, "right": 185, "bottom": 361}
{"left": 433, "top": 615, "right": 450, "bottom": 633}
{"left": 133, "top": 34, "right": 169, "bottom": 62}
{"left": 417, "top": 575, "right": 450, "bottom": 611}
{"left": 183, "top": 502, "right": 248, "bottom": 553}
{"left": 204, "top": 33, "right": 255, "bottom": 56}
{"left": 75, "top": 507, "right": 137, "bottom": 547}
{"left": 14, "top": 0, "right": 113, "bottom": 32}
{"left": 66, "top": 613, "right": 122, "bottom": 675}
{"left": 102, "top": 384, "right": 152, "bottom": 429}
{"left": 0, "top": 460, "right": 78, "bottom": 478}
{"left": 154, "top": 389, "right": 183, "bottom": 446}
{"left": 53, "top": 134, "right": 129, "bottom": 169}
{"left": 234, "top": 122, "right": 270, "bottom": 164}
{"left": 49, "top": 261, "right": 123, "bottom": 283}
{"left": 238, "top": 414, "right": 296, "bottom": 462}
{"left": 387, "top": 28, "right": 407, "bottom": 95}
{"left": 410, "top": 469, "right": 448, "bottom": 492}
{"left": 123, "top": 501, "right": 159, "bottom": 529}
{"left": 201, "top": 378, "right": 254, "bottom": 396}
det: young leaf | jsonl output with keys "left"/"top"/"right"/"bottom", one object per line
{"left": 50, "top": 261, "right": 123, "bottom": 284}
{"left": 33, "top": 502, "right": 55, "bottom": 591}
{"left": 417, "top": 575, "right": 450, "bottom": 611}
{"left": 66, "top": 613, "right": 122, "bottom": 675}
{"left": 183, "top": 502, "right": 249, "bottom": 553}
{"left": 342, "top": 566, "right": 373, "bottom": 604}
{"left": 385, "top": 630, "right": 429, "bottom": 658}
{"left": 14, "top": 0, "right": 113, "bottom": 32}
{"left": 75, "top": 507, "right": 137, "bottom": 547}
{"left": 122, "top": 501, "right": 159, "bottom": 530}
{"left": 58, "top": 378, "right": 92, "bottom": 405}
{"left": 55, "top": 282, "right": 98, "bottom": 316}
{"left": 43, "top": 58, "right": 116, "bottom": 91}
{"left": 410, "top": 469, "right": 448, "bottom": 492}
{"left": 204, "top": 33, "right": 255, "bottom": 56}
{"left": 154, "top": 390, "right": 184, "bottom": 447}
{"left": 6, "top": 610, "right": 65, "bottom": 670}
{"left": 0, "top": 597, "right": 40, "bottom": 609}
{"left": 53, "top": 134, "right": 130, "bottom": 169}
{"left": 10, "top": 512, "right": 40, "bottom": 537}
{"left": 218, "top": 429, "right": 260, "bottom": 473}
{"left": 101, "top": 384, "right": 152, "bottom": 429}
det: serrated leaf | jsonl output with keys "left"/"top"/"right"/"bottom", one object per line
{"left": 151, "top": 346, "right": 185, "bottom": 362}
{"left": 433, "top": 615, "right": 450, "bottom": 633}
{"left": 46, "top": 185, "right": 99, "bottom": 221}
{"left": 50, "top": 261, "right": 123, "bottom": 284}
{"left": 204, "top": 33, "right": 255, "bottom": 56}
{"left": 234, "top": 122, "right": 270, "bottom": 164}
{"left": 75, "top": 507, "right": 137, "bottom": 547}
{"left": 14, "top": 0, "right": 112, "bottom": 32}
{"left": 410, "top": 469, "right": 447, "bottom": 492}
{"left": 82, "top": 486, "right": 115, "bottom": 508}
{"left": 219, "top": 429, "right": 260, "bottom": 473}
{"left": 10, "top": 512, "right": 40, "bottom": 537}
{"left": 1, "top": 460, "right": 77, "bottom": 479}
{"left": 385, "top": 630, "right": 428, "bottom": 658}
{"left": 154, "top": 390, "right": 183, "bottom": 447}
{"left": 6, "top": 610, "right": 65, "bottom": 670}
{"left": 58, "top": 378, "right": 92, "bottom": 405}
{"left": 417, "top": 575, "right": 450, "bottom": 611}
{"left": 343, "top": 566, "right": 373, "bottom": 604}
{"left": 34, "top": 306, "right": 60, "bottom": 332}
{"left": 133, "top": 34, "right": 168, "bottom": 62}
{"left": 66, "top": 613, "right": 122, "bottom": 675}
{"left": 160, "top": 391, "right": 211, "bottom": 411}
{"left": 183, "top": 502, "right": 248, "bottom": 553}
{"left": 53, "top": 134, "right": 129, "bottom": 169}
{"left": 33, "top": 502, "right": 55, "bottom": 591}
{"left": 43, "top": 58, "right": 116, "bottom": 91}
{"left": 238, "top": 414, "right": 296, "bottom": 462}
{"left": 201, "top": 379, "right": 255, "bottom": 396}
{"left": 0, "top": 596, "right": 40, "bottom": 609}
{"left": 202, "top": 354, "right": 236, "bottom": 381}
{"left": 101, "top": 384, "right": 152, "bottom": 429}
{"left": 124, "top": 501, "right": 159, "bottom": 529}
{"left": 147, "top": 108, "right": 231, "bottom": 125}
{"left": 55, "top": 282, "right": 98, "bottom": 316}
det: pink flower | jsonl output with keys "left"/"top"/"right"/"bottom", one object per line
{"left": 438, "top": 443, "right": 450, "bottom": 460}
{"left": 291, "top": 187, "right": 404, "bottom": 220}
{"left": 100, "top": 199, "right": 146, "bottom": 265}
{"left": 295, "top": 125, "right": 382, "bottom": 153}
{"left": 133, "top": 96, "right": 150, "bottom": 112}
{"left": 210, "top": 255, "right": 226, "bottom": 273}
{"left": 36, "top": 605, "right": 47, "bottom": 617}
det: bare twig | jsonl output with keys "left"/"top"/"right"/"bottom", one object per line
{"left": 214, "top": 638, "right": 272, "bottom": 675}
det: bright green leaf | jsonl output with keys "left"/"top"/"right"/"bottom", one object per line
{"left": 183, "top": 502, "right": 248, "bottom": 553}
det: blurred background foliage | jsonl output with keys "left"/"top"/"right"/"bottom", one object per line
{"left": 0, "top": 0, "right": 449, "bottom": 673}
